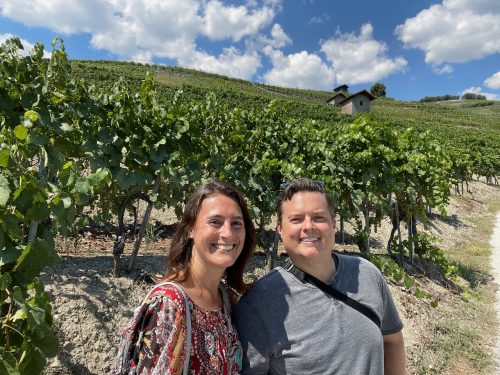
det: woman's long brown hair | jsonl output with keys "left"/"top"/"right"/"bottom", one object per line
{"left": 164, "top": 180, "right": 256, "bottom": 295}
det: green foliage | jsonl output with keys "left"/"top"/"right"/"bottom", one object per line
{"left": 419, "top": 95, "right": 459, "bottom": 102}
{"left": 0, "top": 37, "right": 115, "bottom": 374}
{"left": 1, "top": 37, "right": 498, "bottom": 371}
{"left": 370, "top": 82, "right": 386, "bottom": 97}
{"left": 0, "top": 37, "right": 81, "bottom": 373}
{"left": 371, "top": 100, "right": 500, "bottom": 181}
{"left": 462, "top": 92, "right": 486, "bottom": 100}
{"left": 365, "top": 254, "right": 437, "bottom": 306}
{"left": 391, "top": 233, "right": 480, "bottom": 301}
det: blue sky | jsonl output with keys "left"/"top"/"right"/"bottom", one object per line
{"left": 1, "top": 0, "right": 500, "bottom": 101}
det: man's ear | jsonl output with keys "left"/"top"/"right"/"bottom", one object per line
{"left": 276, "top": 222, "right": 282, "bottom": 237}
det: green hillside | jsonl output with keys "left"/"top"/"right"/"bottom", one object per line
{"left": 70, "top": 60, "right": 500, "bottom": 180}
{"left": 372, "top": 97, "right": 500, "bottom": 131}
{"left": 71, "top": 59, "right": 500, "bottom": 129}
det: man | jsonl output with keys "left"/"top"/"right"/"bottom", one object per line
{"left": 235, "top": 178, "right": 405, "bottom": 374}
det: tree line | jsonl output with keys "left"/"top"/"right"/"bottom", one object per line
{"left": 420, "top": 93, "right": 488, "bottom": 102}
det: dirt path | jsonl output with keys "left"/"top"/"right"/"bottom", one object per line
{"left": 491, "top": 212, "right": 500, "bottom": 373}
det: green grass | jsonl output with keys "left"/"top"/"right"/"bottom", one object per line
{"left": 414, "top": 311, "right": 495, "bottom": 374}
{"left": 414, "top": 193, "right": 500, "bottom": 374}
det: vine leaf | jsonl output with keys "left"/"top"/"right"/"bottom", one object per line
{"left": 0, "top": 175, "right": 10, "bottom": 205}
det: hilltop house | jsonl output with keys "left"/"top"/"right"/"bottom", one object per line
{"left": 333, "top": 84, "right": 349, "bottom": 93}
{"left": 326, "top": 89, "right": 376, "bottom": 114}
{"left": 326, "top": 92, "right": 347, "bottom": 105}
{"left": 338, "top": 90, "right": 376, "bottom": 114}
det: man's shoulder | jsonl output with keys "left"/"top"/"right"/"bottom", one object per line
{"left": 337, "top": 252, "right": 381, "bottom": 274}
{"left": 249, "top": 267, "right": 288, "bottom": 288}
{"left": 335, "top": 253, "right": 386, "bottom": 289}
{"left": 240, "top": 267, "right": 289, "bottom": 300}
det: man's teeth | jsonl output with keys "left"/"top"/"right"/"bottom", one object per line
{"left": 302, "top": 237, "right": 319, "bottom": 242}
{"left": 214, "top": 244, "right": 234, "bottom": 251}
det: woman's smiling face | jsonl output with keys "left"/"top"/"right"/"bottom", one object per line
{"left": 189, "top": 193, "right": 246, "bottom": 271}
{"left": 277, "top": 191, "right": 335, "bottom": 261}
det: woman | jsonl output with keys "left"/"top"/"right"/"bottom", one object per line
{"left": 115, "top": 180, "right": 256, "bottom": 374}
{"left": 235, "top": 178, "right": 405, "bottom": 374}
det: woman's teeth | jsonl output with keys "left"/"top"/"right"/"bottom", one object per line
{"left": 214, "top": 244, "right": 234, "bottom": 251}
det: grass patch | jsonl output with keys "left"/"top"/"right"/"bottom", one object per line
{"left": 414, "top": 284, "right": 497, "bottom": 374}
{"left": 418, "top": 195, "right": 500, "bottom": 373}
{"left": 456, "top": 261, "right": 490, "bottom": 288}
{"left": 415, "top": 320, "right": 492, "bottom": 374}
{"left": 443, "top": 196, "right": 500, "bottom": 279}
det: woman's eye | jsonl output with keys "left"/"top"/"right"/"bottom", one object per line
{"left": 232, "top": 221, "right": 244, "bottom": 227}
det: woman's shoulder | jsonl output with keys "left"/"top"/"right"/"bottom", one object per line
{"left": 143, "top": 282, "right": 188, "bottom": 309}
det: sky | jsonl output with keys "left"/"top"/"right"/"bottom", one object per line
{"left": 1, "top": 0, "right": 500, "bottom": 101}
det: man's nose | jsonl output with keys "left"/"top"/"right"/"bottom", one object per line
{"left": 303, "top": 217, "right": 315, "bottom": 230}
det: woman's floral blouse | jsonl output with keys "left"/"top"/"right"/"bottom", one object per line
{"left": 114, "top": 283, "right": 242, "bottom": 374}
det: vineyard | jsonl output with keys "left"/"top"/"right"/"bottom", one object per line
{"left": 1, "top": 38, "right": 499, "bottom": 374}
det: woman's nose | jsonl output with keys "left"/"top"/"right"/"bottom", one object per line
{"left": 219, "top": 221, "right": 232, "bottom": 237}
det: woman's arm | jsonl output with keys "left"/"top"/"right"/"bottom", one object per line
{"left": 115, "top": 286, "right": 187, "bottom": 375}
{"left": 383, "top": 331, "right": 405, "bottom": 375}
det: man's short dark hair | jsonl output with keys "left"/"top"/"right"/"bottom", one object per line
{"left": 277, "top": 178, "right": 335, "bottom": 223}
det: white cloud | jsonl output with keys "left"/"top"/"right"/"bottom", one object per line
{"left": 247, "top": 23, "right": 292, "bottom": 50}
{"left": 0, "top": 0, "right": 113, "bottom": 35}
{"left": 269, "top": 24, "right": 292, "bottom": 48}
{"left": 0, "top": 0, "right": 283, "bottom": 80}
{"left": 202, "top": 0, "right": 275, "bottom": 41}
{"left": 131, "top": 50, "right": 153, "bottom": 64}
{"left": 461, "top": 86, "right": 498, "bottom": 100}
{"left": 184, "top": 47, "right": 261, "bottom": 80}
{"left": 320, "top": 23, "right": 407, "bottom": 85}
{"left": 484, "top": 71, "right": 500, "bottom": 89}
{"left": 445, "top": 0, "right": 500, "bottom": 14}
{"left": 0, "top": 33, "right": 51, "bottom": 58}
{"left": 309, "top": 13, "right": 330, "bottom": 24}
{"left": 432, "top": 64, "right": 453, "bottom": 74}
{"left": 262, "top": 47, "right": 335, "bottom": 90}
{"left": 395, "top": 0, "right": 500, "bottom": 64}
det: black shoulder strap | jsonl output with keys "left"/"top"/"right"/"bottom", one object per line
{"left": 285, "top": 263, "right": 381, "bottom": 329}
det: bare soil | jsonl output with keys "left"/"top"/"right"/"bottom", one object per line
{"left": 41, "top": 181, "right": 500, "bottom": 374}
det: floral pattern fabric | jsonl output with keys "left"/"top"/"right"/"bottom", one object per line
{"left": 114, "top": 284, "right": 242, "bottom": 375}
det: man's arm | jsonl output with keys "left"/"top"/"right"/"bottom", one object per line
{"left": 234, "top": 299, "right": 271, "bottom": 374}
{"left": 383, "top": 331, "right": 405, "bottom": 375}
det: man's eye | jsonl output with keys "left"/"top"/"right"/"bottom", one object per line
{"left": 314, "top": 216, "right": 327, "bottom": 222}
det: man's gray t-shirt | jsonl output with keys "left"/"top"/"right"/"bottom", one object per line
{"left": 234, "top": 253, "right": 403, "bottom": 375}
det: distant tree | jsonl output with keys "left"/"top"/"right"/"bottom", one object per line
{"left": 461, "top": 92, "right": 486, "bottom": 100}
{"left": 420, "top": 94, "right": 460, "bottom": 102}
{"left": 370, "top": 82, "right": 386, "bottom": 97}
